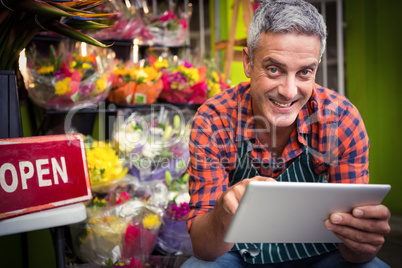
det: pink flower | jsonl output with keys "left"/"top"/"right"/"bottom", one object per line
{"left": 67, "top": 70, "right": 81, "bottom": 96}
{"left": 116, "top": 191, "right": 130, "bottom": 204}
{"left": 167, "top": 202, "right": 190, "bottom": 221}
{"left": 158, "top": 10, "right": 177, "bottom": 22}
{"left": 179, "top": 19, "right": 188, "bottom": 29}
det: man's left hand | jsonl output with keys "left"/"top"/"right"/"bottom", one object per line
{"left": 325, "top": 204, "right": 391, "bottom": 263}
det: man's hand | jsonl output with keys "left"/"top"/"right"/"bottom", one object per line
{"left": 219, "top": 176, "right": 277, "bottom": 215}
{"left": 325, "top": 204, "right": 391, "bottom": 263}
{"left": 189, "top": 176, "right": 276, "bottom": 261}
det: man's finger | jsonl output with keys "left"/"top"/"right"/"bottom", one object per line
{"left": 352, "top": 205, "right": 391, "bottom": 220}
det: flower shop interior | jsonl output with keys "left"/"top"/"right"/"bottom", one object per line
{"left": 1, "top": 0, "right": 402, "bottom": 267}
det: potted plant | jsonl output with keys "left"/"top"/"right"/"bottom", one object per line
{"left": 0, "top": 0, "right": 113, "bottom": 138}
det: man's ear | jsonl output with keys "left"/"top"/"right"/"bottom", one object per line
{"left": 243, "top": 47, "right": 251, "bottom": 78}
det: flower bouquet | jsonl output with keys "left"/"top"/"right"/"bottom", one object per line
{"left": 141, "top": 10, "right": 189, "bottom": 46}
{"left": 107, "top": 60, "right": 163, "bottom": 105}
{"left": 21, "top": 42, "right": 114, "bottom": 110}
{"left": 155, "top": 171, "right": 193, "bottom": 256}
{"left": 113, "top": 106, "right": 194, "bottom": 182}
{"left": 70, "top": 180, "right": 164, "bottom": 266}
{"left": 159, "top": 60, "right": 208, "bottom": 104}
{"left": 85, "top": 136, "right": 128, "bottom": 194}
{"left": 205, "top": 58, "right": 231, "bottom": 98}
{"left": 90, "top": 0, "right": 143, "bottom": 41}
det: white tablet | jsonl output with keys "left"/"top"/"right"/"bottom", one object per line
{"left": 224, "top": 181, "right": 391, "bottom": 243}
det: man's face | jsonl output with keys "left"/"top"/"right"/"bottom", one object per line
{"left": 243, "top": 32, "right": 321, "bottom": 129}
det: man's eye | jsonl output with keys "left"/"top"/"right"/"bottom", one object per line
{"left": 300, "top": 70, "right": 311, "bottom": 76}
{"left": 268, "top": 67, "right": 279, "bottom": 74}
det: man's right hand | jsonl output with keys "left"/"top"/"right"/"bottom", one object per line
{"left": 219, "top": 176, "right": 277, "bottom": 215}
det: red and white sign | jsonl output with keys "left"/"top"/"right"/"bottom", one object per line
{"left": 0, "top": 134, "right": 92, "bottom": 220}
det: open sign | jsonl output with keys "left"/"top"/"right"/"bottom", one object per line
{"left": 0, "top": 134, "right": 92, "bottom": 220}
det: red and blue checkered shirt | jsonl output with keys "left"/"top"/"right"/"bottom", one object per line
{"left": 187, "top": 81, "right": 369, "bottom": 230}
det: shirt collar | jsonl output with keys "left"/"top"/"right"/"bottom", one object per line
{"left": 297, "top": 84, "right": 320, "bottom": 146}
{"left": 237, "top": 82, "right": 319, "bottom": 147}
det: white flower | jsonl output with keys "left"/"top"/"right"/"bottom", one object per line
{"left": 142, "top": 142, "right": 160, "bottom": 158}
{"left": 174, "top": 192, "right": 190, "bottom": 204}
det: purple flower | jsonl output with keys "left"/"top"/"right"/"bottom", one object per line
{"left": 167, "top": 202, "right": 190, "bottom": 221}
{"left": 183, "top": 61, "right": 193, "bottom": 68}
{"left": 178, "top": 75, "right": 188, "bottom": 86}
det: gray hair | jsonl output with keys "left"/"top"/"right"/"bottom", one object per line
{"left": 247, "top": 0, "right": 327, "bottom": 66}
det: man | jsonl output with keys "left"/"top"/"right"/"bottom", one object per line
{"left": 182, "top": 0, "right": 391, "bottom": 267}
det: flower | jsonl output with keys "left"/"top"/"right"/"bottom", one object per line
{"left": 158, "top": 58, "right": 208, "bottom": 104}
{"left": 22, "top": 43, "right": 113, "bottom": 110}
{"left": 116, "top": 191, "right": 130, "bottom": 205}
{"left": 0, "top": 0, "right": 113, "bottom": 70}
{"left": 113, "top": 108, "right": 192, "bottom": 182}
{"left": 85, "top": 137, "right": 128, "bottom": 192}
{"left": 164, "top": 171, "right": 190, "bottom": 221}
{"left": 107, "top": 60, "right": 163, "bottom": 105}
{"left": 142, "top": 214, "right": 161, "bottom": 230}
{"left": 166, "top": 202, "right": 190, "bottom": 222}
{"left": 165, "top": 62, "right": 202, "bottom": 90}
{"left": 141, "top": 8, "right": 190, "bottom": 46}
{"left": 204, "top": 58, "right": 231, "bottom": 98}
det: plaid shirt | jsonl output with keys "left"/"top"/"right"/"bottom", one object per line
{"left": 187, "top": 81, "right": 369, "bottom": 230}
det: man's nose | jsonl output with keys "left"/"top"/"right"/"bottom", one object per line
{"left": 278, "top": 75, "right": 298, "bottom": 100}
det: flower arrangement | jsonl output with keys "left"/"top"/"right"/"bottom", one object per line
{"left": 159, "top": 60, "right": 208, "bottom": 104}
{"left": 113, "top": 107, "right": 193, "bottom": 182}
{"left": 90, "top": 0, "right": 143, "bottom": 40}
{"left": 107, "top": 60, "right": 163, "bottom": 105}
{"left": 142, "top": 10, "right": 189, "bottom": 46}
{"left": 85, "top": 136, "right": 128, "bottom": 193}
{"left": 0, "top": 0, "right": 113, "bottom": 70}
{"left": 205, "top": 58, "right": 231, "bottom": 98}
{"left": 71, "top": 180, "right": 165, "bottom": 266}
{"left": 21, "top": 42, "right": 114, "bottom": 110}
{"left": 155, "top": 171, "right": 192, "bottom": 256}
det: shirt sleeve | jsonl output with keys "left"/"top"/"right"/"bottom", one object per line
{"left": 186, "top": 111, "right": 234, "bottom": 231}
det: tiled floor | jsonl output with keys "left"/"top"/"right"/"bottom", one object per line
{"left": 377, "top": 214, "right": 402, "bottom": 267}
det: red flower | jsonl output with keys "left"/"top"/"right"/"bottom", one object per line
{"left": 158, "top": 10, "right": 177, "bottom": 22}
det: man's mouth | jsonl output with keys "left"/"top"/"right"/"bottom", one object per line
{"left": 270, "top": 99, "right": 295, "bottom": 108}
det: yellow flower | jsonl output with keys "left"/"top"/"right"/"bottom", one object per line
{"left": 212, "top": 71, "right": 220, "bottom": 82}
{"left": 37, "top": 66, "right": 54, "bottom": 75}
{"left": 94, "top": 74, "right": 108, "bottom": 93}
{"left": 178, "top": 66, "right": 200, "bottom": 85}
{"left": 75, "top": 55, "right": 95, "bottom": 63}
{"left": 86, "top": 141, "right": 127, "bottom": 186}
{"left": 82, "top": 62, "right": 92, "bottom": 69}
{"left": 113, "top": 68, "right": 129, "bottom": 76}
{"left": 134, "top": 69, "right": 148, "bottom": 81}
{"left": 154, "top": 59, "right": 169, "bottom": 69}
{"left": 171, "top": 81, "right": 179, "bottom": 89}
{"left": 142, "top": 214, "right": 161, "bottom": 230}
{"left": 207, "top": 79, "right": 221, "bottom": 98}
{"left": 55, "top": 77, "right": 72, "bottom": 95}
{"left": 143, "top": 67, "right": 159, "bottom": 81}
{"left": 128, "top": 68, "right": 137, "bottom": 79}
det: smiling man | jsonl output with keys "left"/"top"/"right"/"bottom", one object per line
{"left": 182, "top": 0, "right": 391, "bottom": 267}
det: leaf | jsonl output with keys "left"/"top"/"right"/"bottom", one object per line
{"left": 64, "top": 20, "right": 110, "bottom": 30}
{"left": 46, "top": 20, "right": 113, "bottom": 48}
{"left": 46, "top": 1, "right": 92, "bottom": 14}
{"left": 17, "top": 0, "right": 74, "bottom": 18}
